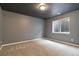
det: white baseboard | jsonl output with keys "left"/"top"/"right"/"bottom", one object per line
{"left": 48, "top": 38, "right": 79, "bottom": 48}
{"left": 0, "top": 38, "right": 41, "bottom": 50}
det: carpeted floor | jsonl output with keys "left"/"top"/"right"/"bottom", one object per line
{"left": 0, "top": 38, "right": 79, "bottom": 56}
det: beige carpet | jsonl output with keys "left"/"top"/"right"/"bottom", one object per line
{"left": 0, "top": 39, "right": 62, "bottom": 56}
{"left": 0, "top": 38, "right": 79, "bottom": 56}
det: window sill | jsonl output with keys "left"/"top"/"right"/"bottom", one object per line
{"left": 52, "top": 32, "right": 70, "bottom": 34}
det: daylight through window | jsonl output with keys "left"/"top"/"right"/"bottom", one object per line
{"left": 52, "top": 17, "right": 70, "bottom": 34}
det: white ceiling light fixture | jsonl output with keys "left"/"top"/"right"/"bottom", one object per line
{"left": 57, "top": 13, "right": 61, "bottom": 15}
{"left": 40, "top": 5, "right": 46, "bottom": 11}
{"left": 39, "top": 3, "right": 47, "bottom": 11}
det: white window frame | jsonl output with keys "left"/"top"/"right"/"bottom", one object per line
{"left": 52, "top": 17, "right": 70, "bottom": 34}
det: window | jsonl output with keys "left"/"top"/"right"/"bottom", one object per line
{"left": 52, "top": 17, "right": 70, "bottom": 34}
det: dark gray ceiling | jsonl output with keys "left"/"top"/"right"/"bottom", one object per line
{"left": 0, "top": 3, "right": 79, "bottom": 19}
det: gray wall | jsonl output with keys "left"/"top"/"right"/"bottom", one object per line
{"left": 2, "top": 9, "right": 79, "bottom": 45}
{"left": 0, "top": 7, "right": 2, "bottom": 46}
{"left": 2, "top": 10, "right": 44, "bottom": 44}
{"left": 44, "top": 10, "right": 79, "bottom": 44}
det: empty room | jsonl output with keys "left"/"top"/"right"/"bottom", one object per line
{"left": 0, "top": 3, "right": 79, "bottom": 56}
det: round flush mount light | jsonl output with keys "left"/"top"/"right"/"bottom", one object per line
{"left": 39, "top": 5, "right": 46, "bottom": 11}
{"left": 39, "top": 3, "right": 47, "bottom": 11}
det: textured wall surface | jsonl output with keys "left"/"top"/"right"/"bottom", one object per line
{"left": 2, "top": 10, "right": 44, "bottom": 44}
{"left": 44, "top": 10, "right": 79, "bottom": 44}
